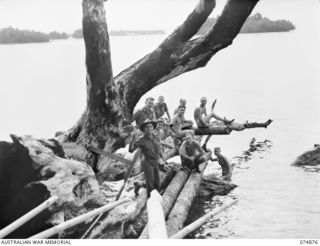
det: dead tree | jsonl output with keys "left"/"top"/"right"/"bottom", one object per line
{"left": 65, "top": 0, "right": 260, "bottom": 170}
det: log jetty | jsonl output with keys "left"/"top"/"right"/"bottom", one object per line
{"left": 0, "top": 119, "right": 272, "bottom": 239}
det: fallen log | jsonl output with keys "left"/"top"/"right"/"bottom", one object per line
{"left": 139, "top": 168, "right": 190, "bottom": 239}
{"left": 147, "top": 190, "right": 167, "bottom": 239}
{"left": 0, "top": 196, "right": 59, "bottom": 239}
{"left": 194, "top": 119, "right": 272, "bottom": 135}
{"left": 166, "top": 153, "right": 211, "bottom": 237}
{"left": 84, "top": 165, "right": 177, "bottom": 239}
{"left": 170, "top": 199, "right": 238, "bottom": 239}
{"left": 29, "top": 198, "right": 130, "bottom": 239}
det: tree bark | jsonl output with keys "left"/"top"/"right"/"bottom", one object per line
{"left": 139, "top": 169, "right": 190, "bottom": 239}
{"left": 166, "top": 153, "right": 211, "bottom": 237}
{"left": 115, "top": 0, "right": 259, "bottom": 113}
{"left": 64, "top": 0, "right": 260, "bottom": 171}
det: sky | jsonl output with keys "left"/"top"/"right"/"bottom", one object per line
{"left": 0, "top": 0, "right": 319, "bottom": 34}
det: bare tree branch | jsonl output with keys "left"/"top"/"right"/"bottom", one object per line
{"left": 115, "top": 0, "right": 259, "bottom": 113}
{"left": 115, "top": 0, "right": 216, "bottom": 113}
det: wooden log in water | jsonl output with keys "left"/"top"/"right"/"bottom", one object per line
{"left": 139, "top": 169, "right": 190, "bottom": 239}
{"left": 170, "top": 199, "right": 238, "bottom": 239}
{"left": 147, "top": 190, "right": 168, "bottom": 239}
{"left": 28, "top": 198, "right": 130, "bottom": 239}
{"left": 0, "top": 196, "right": 59, "bottom": 239}
{"left": 166, "top": 153, "right": 210, "bottom": 237}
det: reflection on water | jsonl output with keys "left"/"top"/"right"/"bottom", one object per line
{"left": 188, "top": 136, "right": 320, "bottom": 239}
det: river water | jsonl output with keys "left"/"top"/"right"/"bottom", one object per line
{"left": 0, "top": 8, "right": 320, "bottom": 239}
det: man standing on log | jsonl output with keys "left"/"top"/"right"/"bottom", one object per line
{"left": 211, "top": 147, "right": 233, "bottom": 181}
{"left": 194, "top": 98, "right": 234, "bottom": 151}
{"left": 132, "top": 97, "right": 156, "bottom": 129}
{"left": 129, "top": 119, "right": 165, "bottom": 197}
{"left": 154, "top": 96, "right": 171, "bottom": 122}
{"left": 179, "top": 132, "right": 209, "bottom": 173}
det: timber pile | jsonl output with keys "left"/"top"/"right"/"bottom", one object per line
{"left": 165, "top": 155, "right": 210, "bottom": 237}
{"left": 0, "top": 119, "right": 272, "bottom": 238}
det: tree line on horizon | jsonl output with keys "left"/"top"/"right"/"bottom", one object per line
{"left": 0, "top": 13, "right": 295, "bottom": 44}
{"left": 197, "top": 13, "right": 295, "bottom": 35}
{"left": 0, "top": 27, "right": 69, "bottom": 44}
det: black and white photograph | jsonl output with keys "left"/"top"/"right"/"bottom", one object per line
{"left": 0, "top": 0, "right": 319, "bottom": 243}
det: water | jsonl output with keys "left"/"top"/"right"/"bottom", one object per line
{"left": 1, "top": 10, "right": 320, "bottom": 239}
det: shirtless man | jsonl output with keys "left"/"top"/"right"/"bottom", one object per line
{"left": 171, "top": 106, "right": 194, "bottom": 140}
{"left": 173, "top": 98, "right": 187, "bottom": 115}
{"left": 154, "top": 96, "right": 171, "bottom": 122}
{"left": 212, "top": 147, "right": 232, "bottom": 181}
{"left": 194, "top": 97, "right": 234, "bottom": 150}
{"left": 179, "top": 132, "right": 207, "bottom": 172}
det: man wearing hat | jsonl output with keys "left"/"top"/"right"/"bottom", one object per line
{"left": 129, "top": 119, "right": 165, "bottom": 197}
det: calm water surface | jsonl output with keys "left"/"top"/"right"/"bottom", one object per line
{"left": 0, "top": 11, "right": 320, "bottom": 239}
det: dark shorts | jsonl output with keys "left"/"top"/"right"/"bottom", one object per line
{"left": 181, "top": 154, "right": 205, "bottom": 170}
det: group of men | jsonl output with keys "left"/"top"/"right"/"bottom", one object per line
{"left": 129, "top": 96, "right": 233, "bottom": 196}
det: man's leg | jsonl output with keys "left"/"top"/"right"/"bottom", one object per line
{"left": 202, "top": 135, "right": 212, "bottom": 151}
{"left": 153, "top": 163, "right": 161, "bottom": 192}
{"left": 204, "top": 100, "right": 234, "bottom": 124}
{"left": 142, "top": 161, "right": 155, "bottom": 197}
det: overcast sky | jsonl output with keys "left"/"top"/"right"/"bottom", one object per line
{"left": 0, "top": 0, "right": 319, "bottom": 33}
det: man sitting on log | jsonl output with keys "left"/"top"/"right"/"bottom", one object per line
{"left": 129, "top": 119, "right": 165, "bottom": 197}
{"left": 173, "top": 98, "right": 187, "bottom": 116}
{"left": 132, "top": 97, "right": 156, "bottom": 129}
{"left": 171, "top": 106, "right": 194, "bottom": 140}
{"left": 194, "top": 97, "right": 234, "bottom": 151}
{"left": 211, "top": 147, "right": 233, "bottom": 181}
{"left": 179, "top": 132, "right": 209, "bottom": 173}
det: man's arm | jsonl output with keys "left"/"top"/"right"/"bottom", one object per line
{"left": 203, "top": 107, "right": 207, "bottom": 117}
{"left": 179, "top": 141, "right": 192, "bottom": 160}
{"left": 172, "top": 116, "right": 181, "bottom": 134}
{"left": 164, "top": 104, "right": 171, "bottom": 122}
{"left": 161, "top": 141, "right": 174, "bottom": 149}
{"left": 194, "top": 141, "right": 205, "bottom": 155}
{"left": 195, "top": 108, "right": 209, "bottom": 127}
{"left": 129, "top": 133, "right": 140, "bottom": 153}
{"left": 221, "top": 155, "right": 232, "bottom": 171}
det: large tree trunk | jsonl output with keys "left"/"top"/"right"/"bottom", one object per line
{"left": 63, "top": 0, "right": 260, "bottom": 172}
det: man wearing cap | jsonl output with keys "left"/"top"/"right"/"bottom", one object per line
{"left": 132, "top": 97, "right": 156, "bottom": 128}
{"left": 154, "top": 96, "right": 171, "bottom": 122}
{"left": 129, "top": 119, "right": 165, "bottom": 197}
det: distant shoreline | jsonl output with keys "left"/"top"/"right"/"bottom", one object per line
{"left": 197, "top": 13, "right": 295, "bottom": 35}
{"left": 1, "top": 13, "right": 295, "bottom": 45}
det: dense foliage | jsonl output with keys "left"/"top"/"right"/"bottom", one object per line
{"left": 198, "top": 13, "right": 295, "bottom": 35}
{"left": 48, "top": 31, "right": 69, "bottom": 40}
{"left": 0, "top": 27, "right": 49, "bottom": 44}
{"left": 0, "top": 28, "right": 71, "bottom": 44}
{"left": 72, "top": 29, "right": 83, "bottom": 39}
